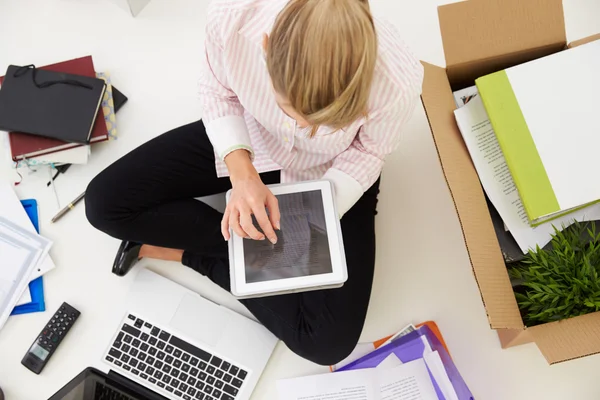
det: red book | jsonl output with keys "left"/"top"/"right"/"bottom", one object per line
{"left": 0, "top": 56, "right": 108, "bottom": 161}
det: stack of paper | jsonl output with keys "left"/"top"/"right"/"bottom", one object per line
{"left": 0, "top": 182, "right": 55, "bottom": 329}
{"left": 277, "top": 324, "right": 472, "bottom": 400}
{"left": 453, "top": 86, "right": 600, "bottom": 254}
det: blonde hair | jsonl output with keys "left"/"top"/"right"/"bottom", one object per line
{"left": 266, "top": 0, "right": 377, "bottom": 135}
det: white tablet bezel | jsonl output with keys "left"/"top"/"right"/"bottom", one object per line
{"left": 227, "top": 180, "right": 347, "bottom": 298}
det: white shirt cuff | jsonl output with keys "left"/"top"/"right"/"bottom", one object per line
{"left": 322, "top": 168, "right": 364, "bottom": 218}
{"left": 205, "top": 115, "right": 254, "bottom": 161}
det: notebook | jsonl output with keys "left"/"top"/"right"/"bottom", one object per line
{"left": 475, "top": 40, "right": 600, "bottom": 225}
{"left": 0, "top": 56, "right": 110, "bottom": 160}
{"left": 0, "top": 65, "right": 106, "bottom": 145}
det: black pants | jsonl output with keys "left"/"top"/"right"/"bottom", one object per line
{"left": 85, "top": 120, "right": 379, "bottom": 365}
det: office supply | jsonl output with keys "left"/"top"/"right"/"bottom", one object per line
{"left": 454, "top": 95, "right": 600, "bottom": 253}
{"left": 0, "top": 216, "right": 51, "bottom": 331}
{"left": 97, "top": 72, "right": 119, "bottom": 140}
{"left": 340, "top": 325, "right": 473, "bottom": 400}
{"left": 331, "top": 324, "right": 416, "bottom": 372}
{"left": 46, "top": 164, "right": 72, "bottom": 186}
{"left": 99, "top": 269, "right": 277, "bottom": 400}
{"left": 278, "top": 358, "right": 438, "bottom": 400}
{"left": 22, "top": 302, "right": 80, "bottom": 374}
{"left": 51, "top": 191, "right": 86, "bottom": 223}
{"left": 0, "top": 56, "right": 110, "bottom": 161}
{"left": 227, "top": 180, "right": 347, "bottom": 298}
{"left": 113, "top": 85, "right": 129, "bottom": 113}
{"left": 0, "top": 182, "right": 56, "bottom": 280}
{"left": 0, "top": 65, "right": 106, "bottom": 144}
{"left": 476, "top": 40, "right": 600, "bottom": 225}
{"left": 12, "top": 199, "right": 46, "bottom": 315}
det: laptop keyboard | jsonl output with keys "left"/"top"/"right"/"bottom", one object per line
{"left": 104, "top": 313, "right": 248, "bottom": 400}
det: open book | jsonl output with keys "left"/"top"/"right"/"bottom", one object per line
{"left": 277, "top": 358, "right": 438, "bottom": 400}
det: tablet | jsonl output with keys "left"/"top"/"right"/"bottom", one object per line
{"left": 227, "top": 180, "right": 348, "bottom": 298}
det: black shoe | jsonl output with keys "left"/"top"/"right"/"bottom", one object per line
{"left": 112, "top": 241, "right": 142, "bottom": 277}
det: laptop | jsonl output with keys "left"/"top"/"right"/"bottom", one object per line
{"left": 49, "top": 269, "right": 278, "bottom": 400}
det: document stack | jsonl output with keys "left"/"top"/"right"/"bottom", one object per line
{"left": 452, "top": 39, "right": 600, "bottom": 259}
{"left": 277, "top": 322, "right": 473, "bottom": 400}
{"left": 0, "top": 182, "right": 56, "bottom": 329}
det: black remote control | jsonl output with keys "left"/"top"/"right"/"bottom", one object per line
{"left": 21, "top": 302, "right": 80, "bottom": 374}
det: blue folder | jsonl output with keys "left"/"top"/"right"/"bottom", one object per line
{"left": 11, "top": 199, "right": 46, "bottom": 315}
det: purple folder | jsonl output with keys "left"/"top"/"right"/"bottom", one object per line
{"left": 338, "top": 325, "right": 473, "bottom": 400}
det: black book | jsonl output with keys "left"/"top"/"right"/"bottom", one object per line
{"left": 0, "top": 65, "right": 106, "bottom": 144}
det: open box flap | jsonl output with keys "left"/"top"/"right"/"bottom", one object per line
{"left": 438, "top": 0, "right": 566, "bottom": 87}
{"left": 420, "top": 62, "right": 523, "bottom": 329}
{"left": 569, "top": 33, "right": 600, "bottom": 48}
{"left": 528, "top": 312, "right": 600, "bottom": 364}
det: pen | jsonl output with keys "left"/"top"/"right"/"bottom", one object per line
{"left": 51, "top": 191, "right": 85, "bottom": 223}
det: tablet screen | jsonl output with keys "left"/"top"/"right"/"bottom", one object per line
{"left": 243, "top": 190, "right": 333, "bottom": 283}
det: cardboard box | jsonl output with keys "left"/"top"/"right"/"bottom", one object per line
{"left": 421, "top": 0, "right": 600, "bottom": 364}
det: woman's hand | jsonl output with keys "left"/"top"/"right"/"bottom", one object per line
{"left": 221, "top": 149, "right": 280, "bottom": 243}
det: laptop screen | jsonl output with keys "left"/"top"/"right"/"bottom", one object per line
{"left": 49, "top": 368, "right": 163, "bottom": 400}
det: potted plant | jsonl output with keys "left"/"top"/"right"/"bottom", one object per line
{"left": 509, "top": 222, "right": 600, "bottom": 327}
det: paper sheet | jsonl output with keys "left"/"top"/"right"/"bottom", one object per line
{"left": 378, "top": 360, "right": 438, "bottom": 400}
{"left": 454, "top": 95, "right": 600, "bottom": 253}
{"left": 376, "top": 354, "right": 403, "bottom": 370}
{"left": 424, "top": 351, "right": 458, "bottom": 400}
{"left": 0, "top": 182, "right": 55, "bottom": 279}
{"left": 277, "top": 369, "right": 379, "bottom": 400}
{"left": 0, "top": 217, "right": 49, "bottom": 329}
{"left": 16, "top": 288, "right": 32, "bottom": 305}
{"left": 277, "top": 359, "right": 439, "bottom": 400}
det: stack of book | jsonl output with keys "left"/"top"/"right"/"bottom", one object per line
{"left": 452, "top": 39, "right": 600, "bottom": 260}
{"left": 277, "top": 322, "right": 473, "bottom": 400}
{"left": 0, "top": 56, "right": 126, "bottom": 167}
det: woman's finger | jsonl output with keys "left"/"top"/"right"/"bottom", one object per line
{"left": 254, "top": 204, "right": 277, "bottom": 244}
{"left": 240, "top": 207, "right": 265, "bottom": 241}
{"left": 229, "top": 208, "right": 248, "bottom": 239}
{"left": 221, "top": 208, "right": 231, "bottom": 241}
{"left": 266, "top": 194, "right": 280, "bottom": 231}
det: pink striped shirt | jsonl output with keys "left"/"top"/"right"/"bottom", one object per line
{"left": 199, "top": 0, "right": 424, "bottom": 215}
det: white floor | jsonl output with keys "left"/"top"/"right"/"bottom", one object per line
{"left": 1, "top": 0, "right": 600, "bottom": 399}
